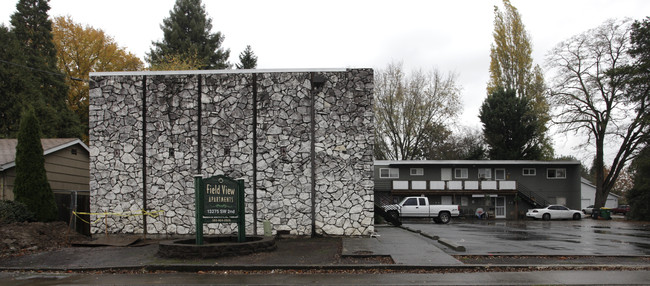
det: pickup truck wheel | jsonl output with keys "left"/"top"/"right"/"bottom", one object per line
{"left": 573, "top": 213, "right": 581, "bottom": 220}
{"left": 438, "top": 212, "right": 451, "bottom": 224}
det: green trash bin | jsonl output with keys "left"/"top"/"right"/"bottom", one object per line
{"left": 599, "top": 208, "right": 612, "bottom": 220}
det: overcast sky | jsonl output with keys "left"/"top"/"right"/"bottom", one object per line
{"left": 1, "top": 0, "right": 648, "bottom": 163}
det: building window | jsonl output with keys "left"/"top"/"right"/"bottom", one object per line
{"left": 523, "top": 168, "right": 536, "bottom": 176}
{"left": 380, "top": 168, "right": 399, "bottom": 179}
{"left": 495, "top": 169, "right": 506, "bottom": 180}
{"left": 454, "top": 168, "right": 468, "bottom": 179}
{"left": 547, "top": 168, "right": 566, "bottom": 179}
{"left": 71, "top": 148, "right": 77, "bottom": 155}
{"left": 478, "top": 168, "right": 491, "bottom": 180}
{"left": 410, "top": 168, "right": 424, "bottom": 176}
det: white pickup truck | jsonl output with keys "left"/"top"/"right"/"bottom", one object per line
{"left": 382, "top": 196, "right": 460, "bottom": 224}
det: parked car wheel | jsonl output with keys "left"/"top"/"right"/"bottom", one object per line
{"left": 573, "top": 213, "right": 581, "bottom": 220}
{"left": 438, "top": 212, "right": 451, "bottom": 224}
{"left": 542, "top": 213, "right": 551, "bottom": 221}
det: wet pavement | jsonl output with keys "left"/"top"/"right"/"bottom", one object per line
{"left": 343, "top": 226, "right": 463, "bottom": 265}
{"left": 1, "top": 219, "right": 649, "bottom": 285}
{"left": 404, "top": 216, "right": 650, "bottom": 256}
{"left": 2, "top": 270, "right": 650, "bottom": 285}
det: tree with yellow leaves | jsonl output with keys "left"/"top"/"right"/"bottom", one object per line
{"left": 52, "top": 16, "right": 143, "bottom": 142}
{"left": 482, "top": 0, "right": 552, "bottom": 160}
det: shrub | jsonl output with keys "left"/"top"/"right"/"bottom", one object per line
{"left": 13, "top": 108, "right": 58, "bottom": 222}
{"left": 0, "top": 200, "right": 35, "bottom": 224}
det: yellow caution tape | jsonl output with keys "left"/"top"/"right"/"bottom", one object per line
{"left": 72, "top": 209, "right": 165, "bottom": 225}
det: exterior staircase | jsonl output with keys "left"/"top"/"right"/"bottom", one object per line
{"left": 517, "top": 183, "right": 550, "bottom": 208}
{"left": 374, "top": 203, "right": 402, "bottom": 226}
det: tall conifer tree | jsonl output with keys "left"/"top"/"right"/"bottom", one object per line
{"left": 479, "top": 88, "right": 543, "bottom": 160}
{"left": 147, "top": 0, "right": 230, "bottom": 69}
{"left": 484, "top": 0, "right": 551, "bottom": 159}
{"left": 9, "top": 0, "right": 81, "bottom": 138}
{"left": 0, "top": 25, "right": 34, "bottom": 138}
{"left": 13, "top": 108, "right": 58, "bottom": 222}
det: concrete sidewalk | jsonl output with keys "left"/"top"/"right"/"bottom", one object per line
{"left": 342, "top": 226, "right": 463, "bottom": 265}
{"left": 0, "top": 226, "right": 462, "bottom": 271}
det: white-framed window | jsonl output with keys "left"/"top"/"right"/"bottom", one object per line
{"left": 547, "top": 168, "right": 566, "bottom": 179}
{"left": 523, "top": 168, "right": 536, "bottom": 176}
{"left": 495, "top": 169, "right": 506, "bottom": 180}
{"left": 410, "top": 168, "right": 424, "bottom": 176}
{"left": 454, "top": 168, "right": 468, "bottom": 179}
{"left": 380, "top": 168, "right": 399, "bottom": 178}
{"left": 478, "top": 168, "right": 491, "bottom": 179}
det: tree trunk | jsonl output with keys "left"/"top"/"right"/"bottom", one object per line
{"left": 594, "top": 137, "right": 607, "bottom": 209}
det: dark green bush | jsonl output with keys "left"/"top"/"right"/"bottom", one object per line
{"left": 0, "top": 200, "right": 35, "bottom": 224}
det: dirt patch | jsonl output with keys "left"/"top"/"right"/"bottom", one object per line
{"left": 0, "top": 222, "right": 89, "bottom": 258}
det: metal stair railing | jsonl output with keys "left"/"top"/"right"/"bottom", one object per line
{"left": 374, "top": 203, "right": 402, "bottom": 226}
{"left": 517, "top": 183, "right": 550, "bottom": 208}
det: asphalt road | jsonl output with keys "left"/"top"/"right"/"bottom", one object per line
{"left": 2, "top": 270, "right": 650, "bottom": 285}
{"left": 404, "top": 216, "right": 650, "bottom": 256}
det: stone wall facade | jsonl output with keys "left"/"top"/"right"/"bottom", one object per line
{"left": 89, "top": 69, "right": 374, "bottom": 236}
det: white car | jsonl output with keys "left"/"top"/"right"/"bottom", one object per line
{"left": 526, "top": 205, "right": 583, "bottom": 220}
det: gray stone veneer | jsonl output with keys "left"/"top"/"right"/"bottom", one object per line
{"left": 89, "top": 69, "right": 374, "bottom": 236}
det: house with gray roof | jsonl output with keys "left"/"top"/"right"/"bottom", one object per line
{"left": 0, "top": 138, "right": 89, "bottom": 200}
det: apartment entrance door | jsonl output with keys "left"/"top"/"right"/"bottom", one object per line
{"left": 494, "top": 196, "right": 506, "bottom": 218}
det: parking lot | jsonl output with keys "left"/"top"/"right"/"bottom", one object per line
{"left": 403, "top": 216, "right": 650, "bottom": 256}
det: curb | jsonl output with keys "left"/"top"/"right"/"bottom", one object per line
{"left": 399, "top": 225, "right": 465, "bottom": 252}
{"left": 437, "top": 238, "right": 466, "bottom": 252}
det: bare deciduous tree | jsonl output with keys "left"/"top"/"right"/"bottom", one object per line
{"left": 546, "top": 19, "right": 649, "bottom": 209}
{"left": 374, "top": 62, "right": 462, "bottom": 160}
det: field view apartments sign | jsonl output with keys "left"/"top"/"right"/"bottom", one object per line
{"left": 194, "top": 175, "right": 245, "bottom": 244}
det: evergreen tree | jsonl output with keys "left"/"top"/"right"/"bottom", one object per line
{"left": 487, "top": 0, "right": 552, "bottom": 159}
{"left": 479, "top": 88, "right": 542, "bottom": 160}
{"left": 13, "top": 108, "right": 58, "bottom": 222}
{"left": 0, "top": 25, "right": 34, "bottom": 138}
{"left": 627, "top": 143, "right": 650, "bottom": 220}
{"left": 8, "top": 0, "right": 82, "bottom": 138}
{"left": 147, "top": 0, "right": 230, "bottom": 69}
{"left": 236, "top": 45, "right": 258, "bottom": 69}
{"left": 626, "top": 17, "right": 650, "bottom": 120}
{"left": 622, "top": 18, "right": 650, "bottom": 220}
